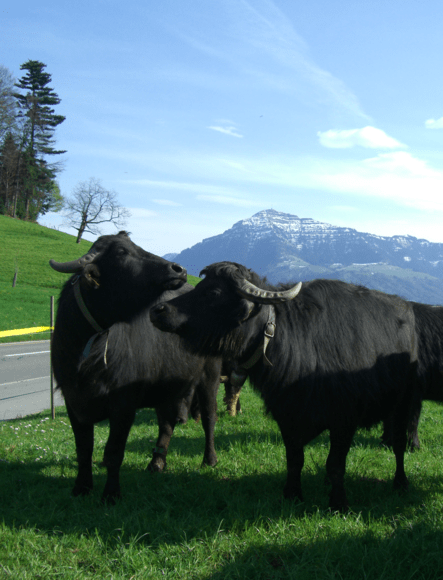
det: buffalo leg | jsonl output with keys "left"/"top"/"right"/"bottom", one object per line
{"left": 148, "top": 404, "right": 180, "bottom": 473}
{"left": 283, "top": 445, "right": 305, "bottom": 502}
{"left": 405, "top": 394, "right": 422, "bottom": 451}
{"left": 190, "top": 391, "right": 202, "bottom": 422}
{"left": 101, "top": 407, "right": 136, "bottom": 503}
{"left": 196, "top": 377, "right": 219, "bottom": 467}
{"left": 382, "top": 398, "right": 421, "bottom": 451}
{"left": 279, "top": 422, "right": 325, "bottom": 502}
{"left": 66, "top": 402, "right": 94, "bottom": 496}
{"left": 406, "top": 406, "right": 421, "bottom": 451}
{"left": 391, "top": 410, "right": 409, "bottom": 492}
{"left": 279, "top": 425, "right": 305, "bottom": 501}
{"left": 175, "top": 385, "right": 197, "bottom": 425}
{"left": 326, "top": 428, "right": 354, "bottom": 512}
{"left": 223, "top": 381, "right": 242, "bottom": 417}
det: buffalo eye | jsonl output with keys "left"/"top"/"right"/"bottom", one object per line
{"left": 203, "top": 287, "right": 222, "bottom": 299}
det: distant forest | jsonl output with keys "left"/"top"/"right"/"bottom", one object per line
{"left": 0, "top": 60, "right": 65, "bottom": 222}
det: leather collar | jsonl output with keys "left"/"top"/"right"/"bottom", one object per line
{"left": 230, "top": 305, "right": 276, "bottom": 387}
{"left": 72, "top": 275, "right": 104, "bottom": 333}
{"left": 71, "top": 276, "right": 109, "bottom": 367}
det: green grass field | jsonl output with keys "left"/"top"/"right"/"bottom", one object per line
{"left": 1, "top": 389, "right": 443, "bottom": 579}
{"left": 3, "top": 216, "right": 443, "bottom": 578}
{"left": 0, "top": 215, "right": 93, "bottom": 342}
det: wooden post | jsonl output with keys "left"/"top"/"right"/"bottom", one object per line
{"left": 50, "top": 296, "right": 55, "bottom": 419}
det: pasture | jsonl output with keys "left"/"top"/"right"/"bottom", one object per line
{"left": 0, "top": 215, "right": 92, "bottom": 343}
{"left": 1, "top": 386, "right": 443, "bottom": 579}
{"left": 2, "top": 216, "right": 443, "bottom": 577}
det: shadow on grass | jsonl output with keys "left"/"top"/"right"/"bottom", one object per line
{"left": 0, "top": 439, "right": 442, "bottom": 546}
{"left": 202, "top": 523, "right": 443, "bottom": 579}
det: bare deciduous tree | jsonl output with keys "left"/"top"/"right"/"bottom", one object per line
{"left": 0, "top": 65, "right": 17, "bottom": 142}
{"left": 63, "top": 177, "right": 131, "bottom": 243}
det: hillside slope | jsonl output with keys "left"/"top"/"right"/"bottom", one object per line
{"left": 0, "top": 215, "right": 93, "bottom": 290}
{"left": 0, "top": 216, "right": 93, "bottom": 340}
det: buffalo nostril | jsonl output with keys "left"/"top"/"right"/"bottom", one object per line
{"left": 171, "top": 263, "right": 185, "bottom": 274}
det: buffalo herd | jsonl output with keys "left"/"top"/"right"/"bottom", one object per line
{"left": 49, "top": 233, "right": 443, "bottom": 511}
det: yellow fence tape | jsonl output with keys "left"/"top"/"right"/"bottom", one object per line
{"left": 0, "top": 326, "right": 53, "bottom": 338}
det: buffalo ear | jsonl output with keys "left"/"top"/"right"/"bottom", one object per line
{"left": 82, "top": 263, "right": 101, "bottom": 288}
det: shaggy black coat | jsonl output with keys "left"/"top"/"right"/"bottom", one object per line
{"left": 382, "top": 301, "right": 443, "bottom": 450}
{"left": 150, "top": 261, "right": 419, "bottom": 511}
{"left": 412, "top": 302, "right": 443, "bottom": 401}
{"left": 51, "top": 232, "right": 221, "bottom": 502}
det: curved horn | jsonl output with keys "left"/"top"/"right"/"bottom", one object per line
{"left": 236, "top": 279, "right": 302, "bottom": 304}
{"left": 49, "top": 251, "right": 100, "bottom": 274}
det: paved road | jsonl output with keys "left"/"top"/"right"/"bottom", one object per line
{"left": 0, "top": 340, "right": 64, "bottom": 421}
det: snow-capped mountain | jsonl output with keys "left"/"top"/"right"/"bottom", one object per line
{"left": 171, "top": 209, "right": 443, "bottom": 304}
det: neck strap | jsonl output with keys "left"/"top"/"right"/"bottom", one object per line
{"left": 230, "top": 305, "right": 276, "bottom": 387}
{"left": 72, "top": 276, "right": 104, "bottom": 333}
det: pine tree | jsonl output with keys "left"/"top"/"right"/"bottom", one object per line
{"left": 12, "top": 60, "right": 66, "bottom": 219}
{"left": 14, "top": 60, "right": 66, "bottom": 158}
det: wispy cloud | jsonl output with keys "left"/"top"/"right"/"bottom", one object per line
{"left": 196, "top": 194, "right": 258, "bottom": 207}
{"left": 330, "top": 205, "right": 359, "bottom": 213}
{"left": 362, "top": 151, "right": 433, "bottom": 174}
{"left": 127, "top": 208, "right": 158, "bottom": 219}
{"left": 208, "top": 124, "right": 243, "bottom": 138}
{"left": 425, "top": 117, "right": 443, "bottom": 129}
{"left": 309, "top": 151, "right": 443, "bottom": 211}
{"left": 238, "top": 0, "right": 369, "bottom": 119}
{"left": 152, "top": 199, "right": 182, "bottom": 206}
{"left": 318, "top": 126, "right": 405, "bottom": 149}
{"left": 126, "top": 179, "right": 247, "bottom": 196}
{"left": 179, "top": 149, "right": 443, "bottom": 212}
{"left": 175, "top": 0, "right": 369, "bottom": 120}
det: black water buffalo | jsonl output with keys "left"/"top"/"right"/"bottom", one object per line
{"left": 382, "top": 302, "right": 443, "bottom": 450}
{"left": 150, "top": 261, "right": 420, "bottom": 511}
{"left": 50, "top": 231, "right": 221, "bottom": 502}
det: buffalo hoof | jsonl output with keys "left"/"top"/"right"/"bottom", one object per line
{"left": 202, "top": 455, "right": 218, "bottom": 468}
{"left": 328, "top": 486, "right": 349, "bottom": 513}
{"left": 148, "top": 458, "right": 167, "bottom": 472}
{"left": 72, "top": 482, "right": 93, "bottom": 497}
{"left": 393, "top": 475, "right": 409, "bottom": 492}
{"left": 101, "top": 491, "right": 121, "bottom": 506}
{"left": 328, "top": 496, "right": 349, "bottom": 513}
{"left": 408, "top": 440, "right": 420, "bottom": 452}
{"left": 329, "top": 503, "right": 350, "bottom": 514}
{"left": 283, "top": 485, "right": 303, "bottom": 502}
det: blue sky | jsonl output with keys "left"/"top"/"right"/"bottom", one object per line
{"left": 3, "top": 0, "right": 443, "bottom": 256}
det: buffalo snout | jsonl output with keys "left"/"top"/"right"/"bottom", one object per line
{"left": 162, "top": 262, "right": 187, "bottom": 289}
{"left": 150, "top": 302, "right": 176, "bottom": 331}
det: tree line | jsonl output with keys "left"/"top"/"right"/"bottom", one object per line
{"left": 0, "top": 60, "right": 65, "bottom": 221}
{"left": 0, "top": 60, "right": 130, "bottom": 242}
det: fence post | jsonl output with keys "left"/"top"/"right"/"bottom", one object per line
{"left": 50, "top": 296, "right": 55, "bottom": 420}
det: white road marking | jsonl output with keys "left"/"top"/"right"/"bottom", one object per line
{"left": 1, "top": 376, "right": 50, "bottom": 388}
{"left": 3, "top": 350, "right": 50, "bottom": 357}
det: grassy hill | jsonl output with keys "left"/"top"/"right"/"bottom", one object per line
{"left": 0, "top": 216, "right": 201, "bottom": 343}
{"left": 0, "top": 216, "right": 93, "bottom": 342}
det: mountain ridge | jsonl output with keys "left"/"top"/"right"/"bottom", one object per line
{"left": 170, "top": 209, "right": 443, "bottom": 305}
